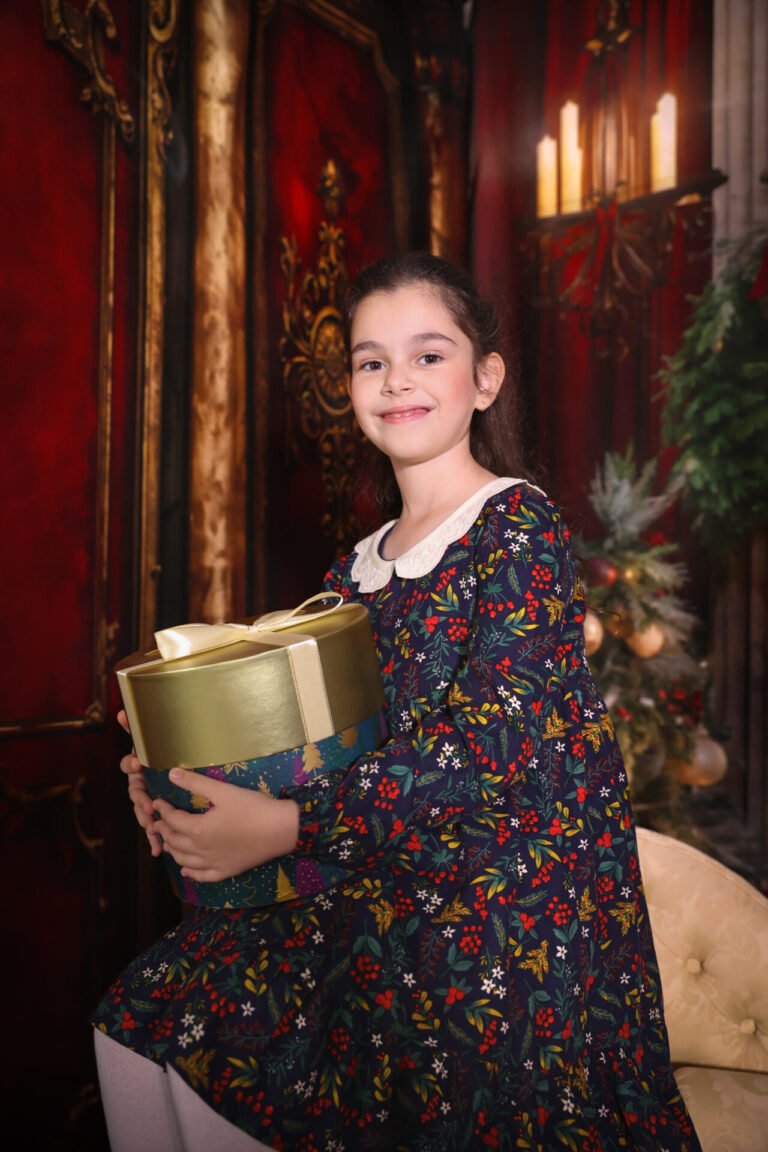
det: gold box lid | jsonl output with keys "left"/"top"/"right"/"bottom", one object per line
{"left": 115, "top": 600, "right": 384, "bottom": 769}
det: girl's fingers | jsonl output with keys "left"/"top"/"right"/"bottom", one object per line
{"left": 152, "top": 813, "right": 197, "bottom": 852}
{"left": 117, "top": 711, "right": 163, "bottom": 857}
{"left": 120, "top": 751, "right": 143, "bottom": 776}
{"left": 166, "top": 767, "right": 221, "bottom": 798}
{"left": 152, "top": 796, "right": 195, "bottom": 830}
{"left": 163, "top": 844, "right": 204, "bottom": 869}
{"left": 178, "top": 866, "right": 223, "bottom": 883}
{"left": 145, "top": 825, "right": 163, "bottom": 856}
{"left": 128, "top": 777, "right": 154, "bottom": 815}
{"left": 152, "top": 797, "right": 213, "bottom": 838}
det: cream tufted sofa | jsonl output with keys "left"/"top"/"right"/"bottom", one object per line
{"left": 637, "top": 826, "right": 768, "bottom": 1151}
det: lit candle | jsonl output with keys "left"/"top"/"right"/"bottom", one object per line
{"left": 536, "top": 135, "right": 558, "bottom": 217}
{"left": 650, "top": 93, "right": 677, "bottom": 192}
{"left": 559, "top": 101, "right": 582, "bottom": 213}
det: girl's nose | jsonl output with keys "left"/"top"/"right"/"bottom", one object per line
{"left": 382, "top": 362, "right": 412, "bottom": 394}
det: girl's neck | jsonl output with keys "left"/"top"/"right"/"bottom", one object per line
{"left": 382, "top": 453, "right": 498, "bottom": 559}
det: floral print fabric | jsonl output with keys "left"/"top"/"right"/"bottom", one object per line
{"left": 92, "top": 484, "right": 700, "bottom": 1151}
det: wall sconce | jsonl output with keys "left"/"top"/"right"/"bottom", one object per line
{"left": 530, "top": 0, "right": 725, "bottom": 356}
{"left": 536, "top": 4, "right": 680, "bottom": 216}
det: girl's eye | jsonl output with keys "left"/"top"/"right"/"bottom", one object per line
{"left": 419, "top": 352, "right": 443, "bottom": 365}
{"left": 357, "top": 358, "right": 384, "bottom": 372}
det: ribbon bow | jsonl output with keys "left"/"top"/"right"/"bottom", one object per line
{"left": 154, "top": 592, "right": 345, "bottom": 661}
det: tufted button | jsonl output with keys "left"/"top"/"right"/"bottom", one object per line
{"left": 739, "top": 1018, "right": 757, "bottom": 1035}
{"left": 685, "top": 957, "right": 702, "bottom": 974}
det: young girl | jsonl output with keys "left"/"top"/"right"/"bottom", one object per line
{"left": 92, "top": 252, "right": 701, "bottom": 1151}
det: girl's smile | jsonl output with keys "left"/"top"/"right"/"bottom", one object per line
{"left": 379, "top": 404, "right": 432, "bottom": 423}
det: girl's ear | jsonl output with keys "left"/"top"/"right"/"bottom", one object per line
{"left": 475, "top": 352, "right": 505, "bottom": 411}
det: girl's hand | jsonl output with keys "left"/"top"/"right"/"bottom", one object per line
{"left": 152, "top": 770, "right": 300, "bottom": 883}
{"left": 117, "top": 709, "right": 163, "bottom": 858}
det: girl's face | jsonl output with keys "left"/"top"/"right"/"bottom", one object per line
{"left": 348, "top": 283, "right": 501, "bottom": 471}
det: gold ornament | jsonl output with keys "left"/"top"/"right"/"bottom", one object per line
{"left": 604, "top": 604, "right": 634, "bottom": 639}
{"left": 280, "top": 167, "right": 363, "bottom": 555}
{"left": 625, "top": 623, "right": 665, "bottom": 658}
{"left": 667, "top": 729, "right": 728, "bottom": 787}
{"left": 583, "top": 610, "right": 604, "bottom": 656}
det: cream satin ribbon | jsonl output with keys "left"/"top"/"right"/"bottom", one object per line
{"left": 153, "top": 593, "right": 345, "bottom": 745}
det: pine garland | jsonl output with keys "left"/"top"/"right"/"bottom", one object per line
{"left": 656, "top": 236, "right": 768, "bottom": 546}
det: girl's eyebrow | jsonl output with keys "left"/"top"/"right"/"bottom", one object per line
{"left": 411, "top": 331, "right": 458, "bottom": 346}
{"left": 350, "top": 332, "right": 457, "bottom": 356}
{"left": 349, "top": 339, "right": 382, "bottom": 356}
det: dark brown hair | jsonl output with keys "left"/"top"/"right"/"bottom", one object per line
{"left": 344, "top": 251, "right": 524, "bottom": 522}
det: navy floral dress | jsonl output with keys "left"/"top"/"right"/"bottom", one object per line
{"left": 92, "top": 480, "right": 700, "bottom": 1151}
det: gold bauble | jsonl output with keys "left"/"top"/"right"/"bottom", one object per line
{"left": 667, "top": 730, "right": 728, "bottom": 787}
{"left": 604, "top": 604, "right": 634, "bottom": 639}
{"left": 625, "top": 623, "right": 665, "bottom": 658}
{"left": 583, "top": 610, "right": 604, "bottom": 656}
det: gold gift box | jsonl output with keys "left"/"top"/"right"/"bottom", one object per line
{"left": 115, "top": 598, "right": 385, "bottom": 771}
{"left": 113, "top": 597, "right": 387, "bottom": 907}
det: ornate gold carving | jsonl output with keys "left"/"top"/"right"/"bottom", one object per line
{"left": 137, "top": 0, "right": 179, "bottom": 650}
{"left": 280, "top": 166, "right": 362, "bottom": 554}
{"left": 41, "top": 0, "right": 135, "bottom": 142}
{"left": 0, "top": 712, "right": 99, "bottom": 737}
{"left": 0, "top": 772, "right": 104, "bottom": 863}
{"left": 147, "top": 0, "right": 178, "bottom": 159}
{"left": 72, "top": 774, "right": 106, "bottom": 862}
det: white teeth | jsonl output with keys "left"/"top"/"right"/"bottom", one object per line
{"left": 381, "top": 408, "right": 428, "bottom": 421}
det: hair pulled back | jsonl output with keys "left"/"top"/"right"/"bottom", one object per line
{"left": 344, "top": 251, "right": 525, "bottom": 522}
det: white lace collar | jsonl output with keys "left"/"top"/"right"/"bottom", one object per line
{"left": 350, "top": 477, "right": 543, "bottom": 592}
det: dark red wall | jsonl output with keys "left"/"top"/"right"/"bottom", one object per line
{"left": 0, "top": 5, "right": 143, "bottom": 1146}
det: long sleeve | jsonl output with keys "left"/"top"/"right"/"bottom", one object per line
{"left": 285, "top": 488, "right": 595, "bottom": 874}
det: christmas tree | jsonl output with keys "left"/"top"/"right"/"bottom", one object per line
{"left": 574, "top": 447, "right": 729, "bottom": 841}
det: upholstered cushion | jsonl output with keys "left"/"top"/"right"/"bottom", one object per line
{"left": 674, "top": 1065, "right": 768, "bottom": 1152}
{"left": 636, "top": 827, "right": 768, "bottom": 1073}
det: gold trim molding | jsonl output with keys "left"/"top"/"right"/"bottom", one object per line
{"left": 41, "top": 0, "right": 135, "bottom": 142}
{"left": 147, "top": 0, "right": 178, "bottom": 160}
{"left": 188, "top": 0, "right": 250, "bottom": 625}
{"left": 1, "top": 772, "right": 105, "bottom": 857}
{"left": 0, "top": 773, "right": 105, "bottom": 898}
{"left": 136, "top": 0, "right": 179, "bottom": 650}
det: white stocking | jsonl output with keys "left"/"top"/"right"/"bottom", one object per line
{"left": 94, "top": 1028, "right": 184, "bottom": 1152}
{"left": 94, "top": 1029, "right": 274, "bottom": 1151}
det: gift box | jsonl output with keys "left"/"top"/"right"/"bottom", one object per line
{"left": 115, "top": 595, "right": 387, "bottom": 908}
